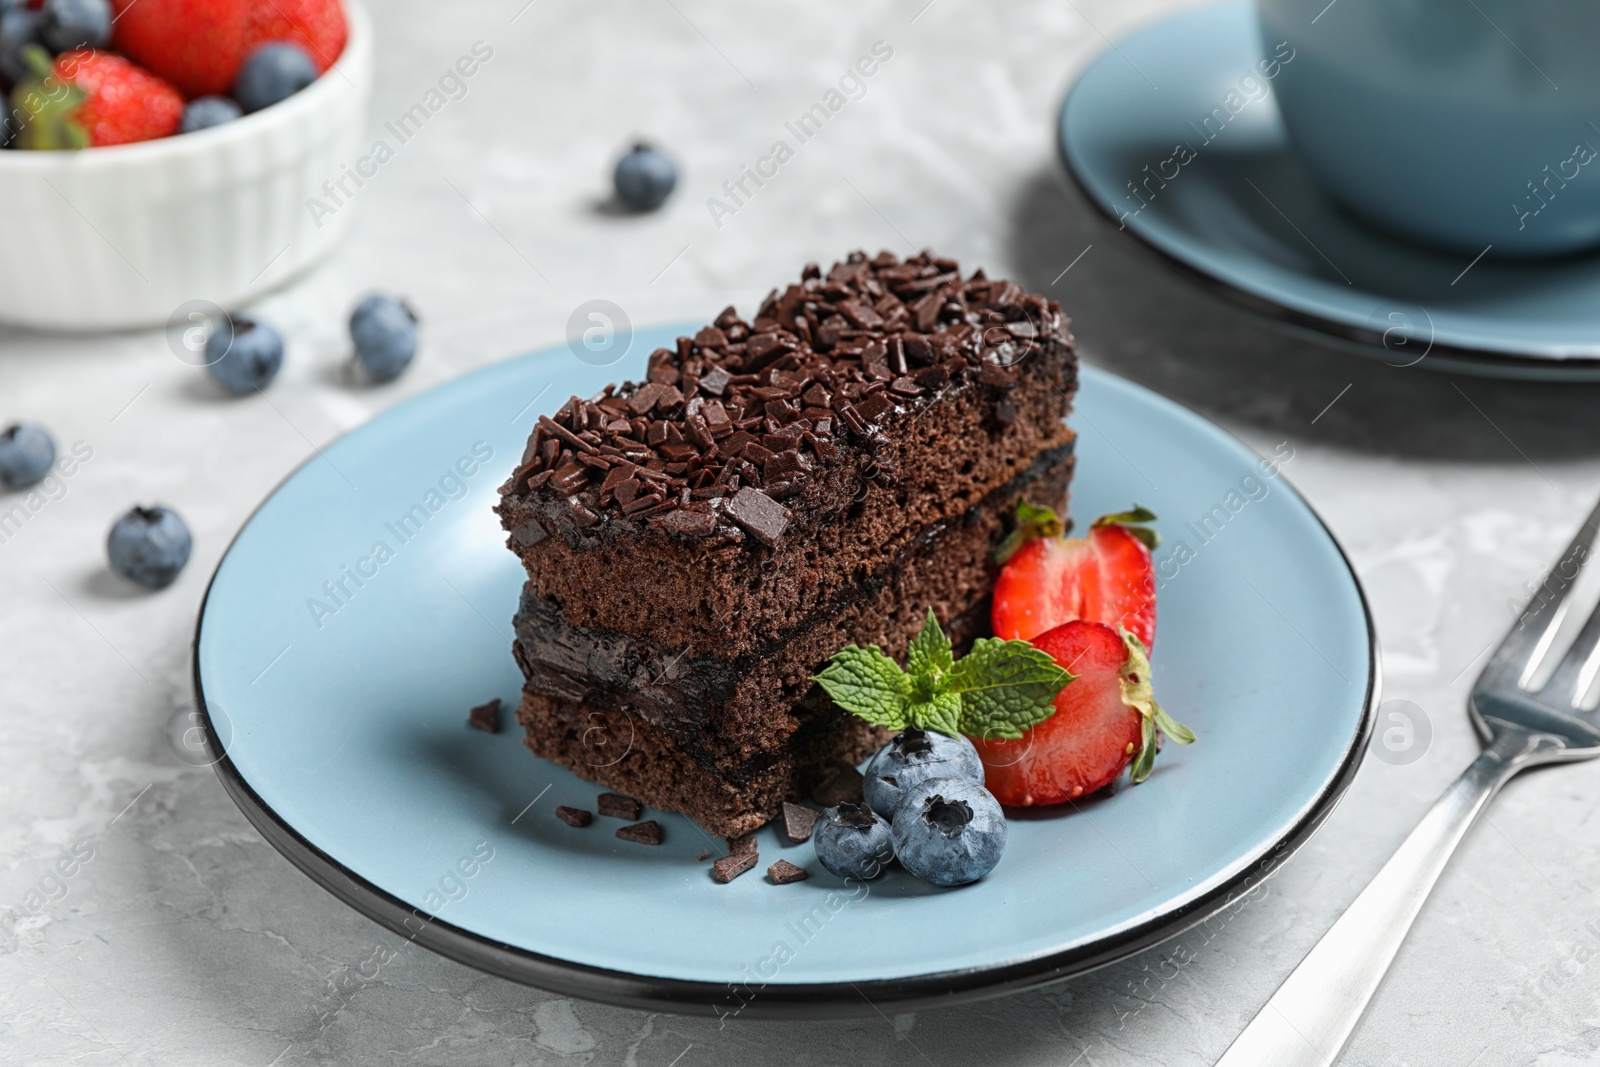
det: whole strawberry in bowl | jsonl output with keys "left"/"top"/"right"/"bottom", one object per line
{"left": 0, "top": 0, "right": 372, "bottom": 330}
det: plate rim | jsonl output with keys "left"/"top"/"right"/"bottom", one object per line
{"left": 1055, "top": 0, "right": 1600, "bottom": 381}
{"left": 191, "top": 353, "right": 1380, "bottom": 1020}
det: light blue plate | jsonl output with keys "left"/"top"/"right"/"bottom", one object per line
{"left": 1059, "top": 0, "right": 1600, "bottom": 379}
{"left": 194, "top": 327, "right": 1376, "bottom": 1017}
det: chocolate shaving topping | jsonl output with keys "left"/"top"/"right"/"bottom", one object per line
{"left": 766, "top": 859, "right": 809, "bottom": 885}
{"left": 782, "top": 802, "right": 820, "bottom": 843}
{"left": 597, "top": 792, "right": 642, "bottom": 820}
{"left": 713, "top": 851, "right": 759, "bottom": 883}
{"left": 616, "top": 820, "right": 663, "bottom": 845}
{"left": 506, "top": 251, "right": 1066, "bottom": 547}
{"left": 555, "top": 806, "right": 593, "bottom": 827}
{"left": 466, "top": 698, "right": 501, "bottom": 733}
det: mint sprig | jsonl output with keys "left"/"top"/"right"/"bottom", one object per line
{"left": 813, "top": 609, "right": 1073, "bottom": 740}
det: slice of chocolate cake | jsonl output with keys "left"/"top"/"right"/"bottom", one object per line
{"left": 497, "top": 250, "right": 1078, "bottom": 835}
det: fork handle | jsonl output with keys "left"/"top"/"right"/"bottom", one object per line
{"left": 1216, "top": 734, "right": 1533, "bottom": 1066}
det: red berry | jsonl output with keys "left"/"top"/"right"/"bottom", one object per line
{"left": 992, "top": 518, "right": 1157, "bottom": 650}
{"left": 53, "top": 50, "right": 183, "bottom": 146}
{"left": 109, "top": 0, "right": 249, "bottom": 99}
{"left": 243, "top": 0, "right": 346, "bottom": 74}
{"left": 973, "top": 621, "right": 1144, "bottom": 807}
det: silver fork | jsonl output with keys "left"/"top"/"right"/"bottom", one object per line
{"left": 1217, "top": 499, "right": 1600, "bottom": 1066}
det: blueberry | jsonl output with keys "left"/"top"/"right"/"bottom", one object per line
{"left": 232, "top": 42, "right": 317, "bottom": 113}
{"left": 38, "top": 0, "right": 109, "bottom": 52}
{"left": 890, "top": 777, "right": 1007, "bottom": 887}
{"left": 205, "top": 316, "right": 284, "bottom": 395}
{"left": 107, "top": 506, "right": 192, "bottom": 590}
{"left": 863, "top": 727, "right": 984, "bottom": 819}
{"left": 0, "top": 422, "right": 54, "bottom": 488}
{"left": 349, "top": 294, "right": 418, "bottom": 382}
{"left": 812, "top": 802, "right": 895, "bottom": 881}
{"left": 0, "top": 7, "right": 41, "bottom": 88}
{"left": 613, "top": 143, "right": 677, "bottom": 211}
{"left": 180, "top": 95, "right": 242, "bottom": 134}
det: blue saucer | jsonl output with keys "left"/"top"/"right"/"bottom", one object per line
{"left": 194, "top": 327, "right": 1376, "bottom": 1017}
{"left": 1060, "top": 0, "right": 1600, "bottom": 379}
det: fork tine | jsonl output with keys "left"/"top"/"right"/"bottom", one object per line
{"left": 1478, "top": 496, "right": 1600, "bottom": 693}
{"left": 1541, "top": 597, "right": 1600, "bottom": 706}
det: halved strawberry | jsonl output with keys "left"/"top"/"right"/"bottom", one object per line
{"left": 992, "top": 502, "right": 1158, "bottom": 651}
{"left": 971, "top": 620, "right": 1192, "bottom": 806}
{"left": 110, "top": 0, "right": 249, "bottom": 99}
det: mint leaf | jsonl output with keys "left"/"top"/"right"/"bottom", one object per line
{"left": 951, "top": 637, "right": 1073, "bottom": 741}
{"left": 1093, "top": 505, "right": 1160, "bottom": 551}
{"left": 812, "top": 646, "right": 911, "bottom": 729}
{"left": 905, "top": 608, "right": 953, "bottom": 681}
{"left": 905, "top": 692, "right": 963, "bottom": 736}
{"left": 994, "top": 497, "right": 1066, "bottom": 563}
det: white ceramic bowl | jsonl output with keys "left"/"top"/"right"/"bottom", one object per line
{"left": 0, "top": 0, "right": 373, "bottom": 331}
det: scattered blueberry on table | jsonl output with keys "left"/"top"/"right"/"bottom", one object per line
{"left": 205, "top": 316, "right": 283, "bottom": 394}
{"left": 179, "top": 95, "right": 242, "bottom": 134}
{"left": 350, "top": 294, "right": 418, "bottom": 382}
{"left": 813, "top": 801, "right": 895, "bottom": 881}
{"left": 889, "top": 776, "right": 1008, "bottom": 887}
{"left": 613, "top": 143, "right": 677, "bottom": 211}
{"left": 863, "top": 726, "right": 984, "bottom": 819}
{"left": 107, "top": 505, "right": 192, "bottom": 590}
{"left": 232, "top": 42, "right": 317, "bottom": 113}
{"left": 38, "top": 0, "right": 110, "bottom": 53}
{"left": 0, "top": 422, "right": 55, "bottom": 489}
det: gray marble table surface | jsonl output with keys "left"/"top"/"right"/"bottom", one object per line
{"left": 5, "top": 1, "right": 1600, "bottom": 1063}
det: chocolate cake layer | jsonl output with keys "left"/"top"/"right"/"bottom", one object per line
{"left": 515, "top": 689, "right": 886, "bottom": 837}
{"left": 497, "top": 251, "right": 1077, "bottom": 657}
{"left": 512, "top": 447, "right": 1073, "bottom": 778}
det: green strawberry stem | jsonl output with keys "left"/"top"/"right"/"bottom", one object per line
{"left": 994, "top": 499, "right": 1161, "bottom": 563}
{"left": 11, "top": 45, "right": 88, "bottom": 152}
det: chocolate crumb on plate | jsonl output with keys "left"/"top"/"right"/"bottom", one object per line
{"left": 615, "top": 820, "right": 662, "bottom": 845}
{"left": 726, "top": 832, "right": 757, "bottom": 856}
{"left": 597, "top": 792, "right": 642, "bottom": 820}
{"left": 782, "top": 802, "right": 819, "bottom": 843}
{"left": 713, "top": 851, "right": 759, "bottom": 883}
{"left": 696, "top": 850, "right": 710, "bottom": 862}
{"left": 767, "top": 860, "right": 809, "bottom": 885}
{"left": 467, "top": 698, "right": 502, "bottom": 732}
{"left": 810, "top": 765, "right": 865, "bottom": 807}
{"left": 555, "top": 806, "right": 592, "bottom": 827}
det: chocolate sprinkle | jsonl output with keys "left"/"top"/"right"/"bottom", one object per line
{"left": 555, "top": 806, "right": 593, "bottom": 827}
{"left": 713, "top": 851, "right": 759, "bottom": 883}
{"left": 766, "top": 860, "right": 809, "bottom": 885}
{"left": 503, "top": 251, "right": 1064, "bottom": 548}
{"left": 597, "top": 793, "right": 642, "bottom": 820}
{"left": 467, "top": 698, "right": 502, "bottom": 733}
{"left": 782, "top": 802, "right": 820, "bottom": 843}
{"left": 616, "top": 820, "right": 663, "bottom": 845}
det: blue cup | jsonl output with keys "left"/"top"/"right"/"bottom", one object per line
{"left": 1258, "top": 0, "right": 1600, "bottom": 257}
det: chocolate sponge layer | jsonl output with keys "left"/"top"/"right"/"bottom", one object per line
{"left": 500, "top": 356, "right": 1074, "bottom": 658}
